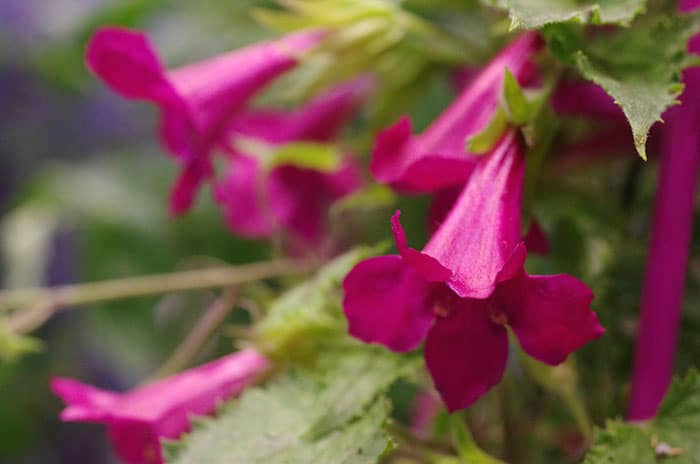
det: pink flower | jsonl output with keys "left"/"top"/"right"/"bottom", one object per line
{"left": 369, "top": 32, "right": 542, "bottom": 193}
{"left": 343, "top": 133, "right": 604, "bottom": 411}
{"left": 214, "top": 77, "right": 371, "bottom": 247}
{"left": 86, "top": 26, "right": 323, "bottom": 214}
{"left": 51, "top": 349, "right": 270, "bottom": 464}
{"left": 428, "top": 187, "right": 550, "bottom": 255}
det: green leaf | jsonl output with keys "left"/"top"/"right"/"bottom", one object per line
{"left": 165, "top": 349, "right": 410, "bottom": 464}
{"left": 545, "top": 15, "right": 700, "bottom": 160}
{"left": 0, "top": 321, "right": 42, "bottom": 364}
{"left": 233, "top": 136, "right": 344, "bottom": 173}
{"left": 584, "top": 420, "right": 654, "bottom": 464}
{"left": 584, "top": 369, "right": 700, "bottom": 463}
{"left": 450, "top": 415, "right": 506, "bottom": 463}
{"left": 255, "top": 246, "right": 382, "bottom": 362}
{"left": 492, "top": 0, "right": 646, "bottom": 29}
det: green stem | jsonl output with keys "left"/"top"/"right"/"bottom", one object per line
{"left": 1, "top": 258, "right": 311, "bottom": 333}
{"left": 561, "top": 386, "right": 593, "bottom": 441}
{"left": 149, "top": 287, "right": 239, "bottom": 380}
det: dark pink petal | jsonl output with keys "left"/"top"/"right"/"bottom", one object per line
{"left": 214, "top": 155, "right": 280, "bottom": 238}
{"left": 215, "top": 155, "right": 361, "bottom": 245}
{"left": 370, "top": 116, "right": 477, "bottom": 193}
{"left": 680, "top": 0, "right": 700, "bottom": 12}
{"left": 281, "top": 75, "right": 374, "bottom": 142}
{"left": 422, "top": 132, "right": 526, "bottom": 299}
{"left": 497, "top": 274, "right": 604, "bottom": 365}
{"left": 425, "top": 297, "right": 509, "bottom": 411}
{"left": 390, "top": 211, "right": 452, "bottom": 282}
{"left": 87, "top": 27, "right": 322, "bottom": 212}
{"left": 226, "top": 76, "right": 374, "bottom": 145}
{"left": 52, "top": 350, "right": 269, "bottom": 464}
{"left": 169, "top": 161, "right": 210, "bottom": 215}
{"left": 369, "top": 32, "right": 541, "bottom": 192}
{"left": 343, "top": 255, "right": 434, "bottom": 352}
{"left": 523, "top": 219, "right": 550, "bottom": 255}
{"left": 107, "top": 421, "right": 161, "bottom": 464}
{"left": 551, "top": 80, "right": 623, "bottom": 120}
{"left": 688, "top": 33, "right": 700, "bottom": 55}
{"left": 270, "top": 165, "right": 341, "bottom": 244}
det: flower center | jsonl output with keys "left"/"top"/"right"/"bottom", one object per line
{"left": 432, "top": 302, "right": 450, "bottom": 318}
{"left": 488, "top": 303, "right": 509, "bottom": 326}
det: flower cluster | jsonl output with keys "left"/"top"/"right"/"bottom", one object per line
{"left": 48, "top": 9, "right": 651, "bottom": 462}
{"left": 86, "top": 26, "right": 368, "bottom": 250}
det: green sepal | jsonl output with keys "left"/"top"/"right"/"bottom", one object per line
{"left": 502, "top": 68, "right": 533, "bottom": 125}
{"left": 466, "top": 108, "right": 509, "bottom": 154}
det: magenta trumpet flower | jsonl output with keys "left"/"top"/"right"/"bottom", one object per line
{"left": 51, "top": 349, "right": 269, "bottom": 464}
{"left": 343, "top": 133, "right": 604, "bottom": 411}
{"left": 214, "top": 78, "right": 371, "bottom": 246}
{"left": 86, "top": 26, "right": 323, "bottom": 214}
{"left": 369, "top": 32, "right": 542, "bottom": 193}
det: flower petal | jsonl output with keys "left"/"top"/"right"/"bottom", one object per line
{"left": 50, "top": 378, "right": 118, "bottom": 422}
{"left": 497, "top": 274, "right": 605, "bottom": 365}
{"left": 107, "top": 421, "right": 161, "bottom": 464}
{"left": 86, "top": 27, "right": 172, "bottom": 102}
{"left": 425, "top": 297, "right": 509, "bottom": 411}
{"left": 52, "top": 350, "right": 269, "bottom": 463}
{"left": 87, "top": 27, "right": 322, "bottom": 213}
{"left": 523, "top": 219, "right": 550, "bottom": 255}
{"left": 390, "top": 211, "right": 452, "bottom": 282}
{"left": 227, "top": 76, "right": 374, "bottom": 145}
{"left": 423, "top": 132, "right": 526, "bottom": 299}
{"left": 343, "top": 255, "right": 434, "bottom": 352}
{"left": 369, "top": 32, "right": 541, "bottom": 193}
{"left": 214, "top": 155, "right": 279, "bottom": 238}
{"left": 169, "top": 161, "right": 209, "bottom": 215}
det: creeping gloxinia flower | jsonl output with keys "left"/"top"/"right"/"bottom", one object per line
{"left": 86, "top": 26, "right": 323, "bottom": 214}
{"left": 214, "top": 77, "right": 371, "bottom": 247}
{"left": 343, "top": 133, "right": 604, "bottom": 411}
{"left": 370, "top": 32, "right": 542, "bottom": 192}
{"left": 51, "top": 349, "right": 269, "bottom": 464}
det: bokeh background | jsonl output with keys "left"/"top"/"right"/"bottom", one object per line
{"left": 0, "top": 1, "right": 276, "bottom": 462}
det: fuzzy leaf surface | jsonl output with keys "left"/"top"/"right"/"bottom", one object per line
{"left": 490, "top": 0, "right": 645, "bottom": 29}
{"left": 165, "top": 349, "right": 414, "bottom": 464}
{"left": 545, "top": 15, "right": 700, "bottom": 159}
{"left": 584, "top": 369, "right": 700, "bottom": 463}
